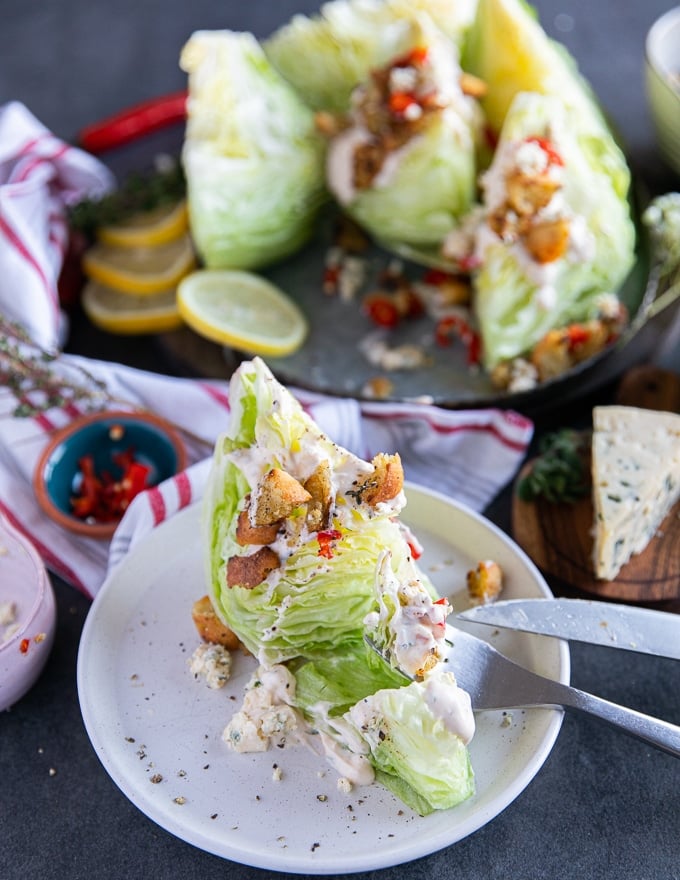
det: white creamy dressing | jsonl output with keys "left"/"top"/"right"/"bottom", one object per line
{"left": 423, "top": 671, "right": 475, "bottom": 744}
{"left": 326, "top": 27, "right": 477, "bottom": 206}
{"left": 223, "top": 665, "right": 377, "bottom": 785}
{"left": 368, "top": 551, "right": 450, "bottom": 678}
{"left": 471, "top": 135, "right": 596, "bottom": 307}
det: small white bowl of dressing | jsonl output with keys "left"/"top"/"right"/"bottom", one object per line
{"left": 0, "top": 513, "right": 56, "bottom": 712}
{"left": 646, "top": 6, "right": 680, "bottom": 175}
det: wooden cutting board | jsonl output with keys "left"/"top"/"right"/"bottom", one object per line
{"left": 512, "top": 365, "right": 680, "bottom": 603}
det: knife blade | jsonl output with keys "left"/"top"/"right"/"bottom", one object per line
{"left": 457, "top": 598, "right": 680, "bottom": 660}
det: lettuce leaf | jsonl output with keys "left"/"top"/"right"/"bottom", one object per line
{"left": 264, "top": 0, "right": 477, "bottom": 112}
{"left": 203, "top": 358, "right": 418, "bottom": 666}
{"left": 293, "top": 646, "right": 475, "bottom": 815}
{"left": 473, "top": 92, "right": 636, "bottom": 368}
{"left": 180, "top": 30, "right": 326, "bottom": 270}
{"left": 345, "top": 673, "right": 475, "bottom": 813}
{"left": 333, "top": 109, "right": 479, "bottom": 247}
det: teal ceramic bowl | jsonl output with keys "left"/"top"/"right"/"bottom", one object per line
{"left": 646, "top": 7, "right": 680, "bottom": 176}
{"left": 34, "top": 410, "right": 187, "bottom": 539}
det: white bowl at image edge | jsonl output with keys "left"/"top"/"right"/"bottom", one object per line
{"left": 646, "top": 7, "right": 680, "bottom": 176}
{"left": 0, "top": 514, "right": 56, "bottom": 712}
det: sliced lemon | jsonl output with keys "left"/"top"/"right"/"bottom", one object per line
{"left": 177, "top": 270, "right": 308, "bottom": 356}
{"left": 82, "top": 233, "right": 196, "bottom": 296}
{"left": 97, "top": 200, "right": 189, "bottom": 248}
{"left": 82, "top": 280, "right": 183, "bottom": 335}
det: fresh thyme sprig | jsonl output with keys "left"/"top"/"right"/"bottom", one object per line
{"left": 0, "top": 314, "right": 122, "bottom": 418}
{"left": 517, "top": 428, "right": 591, "bottom": 504}
{"left": 68, "top": 158, "right": 185, "bottom": 238}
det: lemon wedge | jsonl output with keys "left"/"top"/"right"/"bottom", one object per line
{"left": 97, "top": 200, "right": 189, "bottom": 248}
{"left": 82, "top": 281, "right": 183, "bottom": 335}
{"left": 82, "top": 233, "right": 196, "bottom": 296}
{"left": 177, "top": 270, "right": 308, "bottom": 356}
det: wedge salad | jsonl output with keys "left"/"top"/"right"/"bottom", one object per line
{"left": 178, "top": 0, "right": 638, "bottom": 391}
{"left": 196, "top": 357, "right": 475, "bottom": 815}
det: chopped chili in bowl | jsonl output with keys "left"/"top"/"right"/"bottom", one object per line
{"left": 71, "top": 446, "right": 151, "bottom": 523}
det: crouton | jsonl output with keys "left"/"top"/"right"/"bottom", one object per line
{"left": 523, "top": 216, "right": 571, "bottom": 263}
{"left": 466, "top": 560, "right": 503, "bottom": 605}
{"left": 349, "top": 453, "right": 404, "bottom": 506}
{"left": 235, "top": 503, "right": 280, "bottom": 546}
{"left": 227, "top": 547, "right": 280, "bottom": 589}
{"left": 191, "top": 595, "right": 243, "bottom": 651}
{"left": 460, "top": 72, "right": 487, "bottom": 99}
{"left": 251, "top": 468, "right": 311, "bottom": 526}
{"left": 304, "top": 460, "right": 333, "bottom": 531}
{"left": 506, "top": 171, "right": 561, "bottom": 217}
{"left": 414, "top": 649, "right": 440, "bottom": 679}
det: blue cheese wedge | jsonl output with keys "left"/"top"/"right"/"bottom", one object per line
{"left": 591, "top": 405, "right": 680, "bottom": 580}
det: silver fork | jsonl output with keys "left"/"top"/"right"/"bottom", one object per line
{"left": 365, "top": 629, "right": 680, "bottom": 757}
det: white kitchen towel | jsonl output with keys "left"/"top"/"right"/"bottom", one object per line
{"left": 0, "top": 101, "right": 113, "bottom": 350}
{"left": 0, "top": 352, "right": 533, "bottom": 598}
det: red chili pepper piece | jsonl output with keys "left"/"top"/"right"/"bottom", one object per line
{"left": 566, "top": 324, "right": 591, "bottom": 350}
{"left": 402, "top": 46, "right": 429, "bottom": 66}
{"left": 317, "top": 529, "right": 342, "bottom": 559}
{"left": 20, "top": 638, "right": 30, "bottom": 654}
{"left": 71, "top": 447, "right": 151, "bottom": 522}
{"left": 526, "top": 135, "right": 564, "bottom": 167}
{"left": 407, "top": 540, "right": 423, "bottom": 560}
{"left": 78, "top": 90, "right": 188, "bottom": 154}
{"left": 389, "top": 92, "right": 418, "bottom": 116}
{"left": 363, "top": 293, "right": 401, "bottom": 328}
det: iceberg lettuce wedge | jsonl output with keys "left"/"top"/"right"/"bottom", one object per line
{"left": 264, "top": 0, "right": 477, "bottom": 113}
{"left": 345, "top": 673, "right": 475, "bottom": 814}
{"left": 293, "top": 645, "right": 475, "bottom": 815}
{"left": 472, "top": 92, "right": 636, "bottom": 368}
{"left": 180, "top": 30, "right": 326, "bottom": 270}
{"left": 203, "top": 358, "right": 419, "bottom": 666}
{"left": 324, "top": 20, "right": 482, "bottom": 248}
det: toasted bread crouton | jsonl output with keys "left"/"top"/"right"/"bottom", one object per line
{"left": 227, "top": 547, "right": 280, "bottom": 589}
{"left": 235, "top": 504, "right": 280, "bottom": 546}
{"left": 252, "top": 468, "right": 311, "bottom": 526}
{"left": 466, "top": 560, "right": 503, "bottom": 605}
{"left": 523, "top": 216, "right": 571, "bottom": 263}
{"left": 414, "top": 649, "right": 440, "bottom": 679}
{"left": 191, "top": 595, "right": 243, "bottom": 651}
{"left": 460, "top": 71, "right": 487, "bottom": 99}
{"left": 350, "top": 453, "right": 404, "bottom": 506}
{"left": 304, "top": 460, "right": 333, "bottom": 531}
{"left": 506, "top": 171, "right": 561, "bottom": 217}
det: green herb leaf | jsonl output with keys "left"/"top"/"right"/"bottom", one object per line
{"left": 517, "top": 428, "right": 590, "bottom": 504}
{"left": 68, "top": 159, "right": 185, "bottom": 237}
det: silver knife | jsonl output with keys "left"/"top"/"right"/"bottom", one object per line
{"left": 457, "top": 598, "right": 680, "bottom": 660}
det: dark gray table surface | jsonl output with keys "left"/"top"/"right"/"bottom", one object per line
{"left": 2, "top": 2, "right": 680, "bottom": 879}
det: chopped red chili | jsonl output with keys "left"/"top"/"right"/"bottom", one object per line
{"left": 363, "top": 293, "right": 401, "bottom": 328}
{"left": 526, "top": 135, "right": 564, "bottom": 167}
{"left": 566, "top": 324, "right": 591, "bottom": 350}
{"left": 71, "top": 447, "right": 151, "bottom": 523}
{"left": 435, "top": 315, "right": 482, "bottom": 366}
{"left": 407, "top": 539, "right": 423, "bottom": 560}
{"left": 317, "top": 529, "right": 342, "bottom": 559}
{"left": 389, "top": 91, "right": 418, "bottom": 117}
{"left": 19, "top": 638, "right": 30, "bottom": 654}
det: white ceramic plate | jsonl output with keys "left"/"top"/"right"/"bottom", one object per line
{"left": 77, "top": 484, "right": 569, "bottom": 874}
